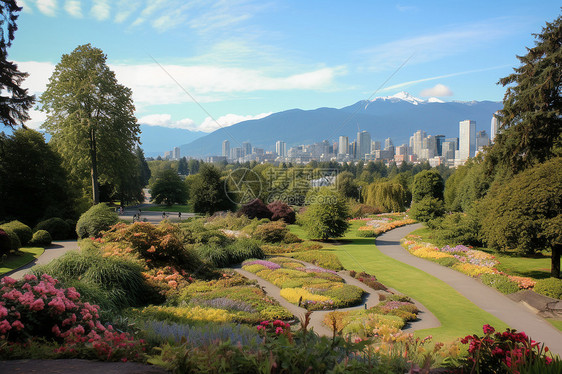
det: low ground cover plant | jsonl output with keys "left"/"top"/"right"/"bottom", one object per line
{"left": 242, "top": 257, "right": 362, "bottom": 310}
{"left": 284, "top": 250, "right": 344, "bottom": 271}
{"left": 349, "top": 270, "right": 389, "bottom": 291}
{"left": 534, "top": 278, "right": 562, "bottom": 300}
{"left": 356, "top": 216, "right": 416, "bottom": 237}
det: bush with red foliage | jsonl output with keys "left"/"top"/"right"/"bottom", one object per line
{"left": 267, "top": 201, "right": 296, "bottom": 224}
{"left": 237, "top": 199, "right": 273, "bottom": 220}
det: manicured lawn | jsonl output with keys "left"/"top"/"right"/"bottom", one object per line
{"left": 409, "top": 227, "right": 552, "bottom": 280}
{"left": 0, "top": 247, "right": 45, "bottom": 275}
{"left": 290, "top": 222, "right": 509, "bottom": 343}
{"left": 546, "top": 319, "right": 562, "bottom": 332}
{"left": 144, "top": 204, "right": 193, "bottom": 213}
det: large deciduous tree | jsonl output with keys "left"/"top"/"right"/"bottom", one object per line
{"left": 411, "top": 169, "right": 444, "bottom": 203}
{"left": 481, "top": 158, "right": 561, "bottom": 278}
{"left": 302, "top": 188, "right": 350, "bottom": 240}
{"left": 0, "top": 0, "right": 34, "bottom": 128}
{"left": 40, "top": 44, "right": 140, "bottom": 204}
{"left": 190, "top": 164, "right": 234, "bottom": 214}
{"left": 150, "top": 169, "right": 188, "bottom": 206}
{"left": 488, "top": 14, "right": 562, "bottom": 173}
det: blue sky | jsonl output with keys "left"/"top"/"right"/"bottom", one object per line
{"left": 10, "top": 0, "right": 561, "bottom": 132}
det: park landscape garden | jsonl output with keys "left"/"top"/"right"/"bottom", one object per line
{"left": 0, "top": 2, "right": 561, "bottom": 373}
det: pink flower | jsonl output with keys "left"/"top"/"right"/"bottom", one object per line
{"left": 1, "top": 277, "right": 16, "bottom": 286}
{"left": 11, "top": 320, "right": 24, "bottom": 331}
{"left": 29, "top": 298, "right": 45, "bottom": 311}
{"left": 275, "top": 327, "right": 284, "bottom": 334}
{"left": 2, "top": 289, "right": 23, "bottom": 301}
{"left": 0, "top": 305, "right": 7, "bottom": 319}
{"left": 48, "top": 297, "right": 66, "bottom": 314}
{"left": 52, "top": 324, "right": 61, "bottom": 336}
{"left": 260, "top": 321, "right": 270, "bottom": 326}
{"left": 256, "top": 325, "right": 265, "bottom": 331}
{"left": 23, "top": 274, "right": 37, "bottom": 282}
{"left": 41, "top": 274, "right": 57, "bottom": 285}
{"left": 483, "top": 324, "right": 495, "bottom": 334}
{"left": 0, "top": 319, "right": 12, "bottom": 334}
{"left": 65, "top": 287, "right": 81, "bottom": 300}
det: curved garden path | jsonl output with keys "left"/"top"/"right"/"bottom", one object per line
{"left": 234, "top": 257, "right": 440, "bottom": 337}
{"left": 376, "top": 223, "right": 562, "bottom": 355}
{"left": 4, "top": 240, "right": 79, "bottom": 280}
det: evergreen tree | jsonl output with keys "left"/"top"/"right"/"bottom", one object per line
{"left": 302, "top": 188, "right": 350, "bottom": 240}
{"left": 177, "top": 157, "right": 189, "bottom": 175}
{"left": 136, "top": 146, "right": 151, "bottom": 187}
{"left": 40, "top": 44, "right": 140, "bottom": 204}
{"left": 0, "top": 1, "right": 34, "bottom": 128}
{"left": 488, "top": 13, "right": 562, "bottom": 173}
{"left": 411, "top": 169, "right": 444, "bottom": 203}
{"left": 190, "top": 164, "right": 234, "bottom": 214}
{"left": 150, "top": 169, "right": 188, "bottom": 206}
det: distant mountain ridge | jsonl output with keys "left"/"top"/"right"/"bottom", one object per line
{"left": 177, "top": 92, "right": 502, "bottom": 157}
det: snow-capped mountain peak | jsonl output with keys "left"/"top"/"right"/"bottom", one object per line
{"left": 373, "top": 91, "right": 426, "bottom": 105}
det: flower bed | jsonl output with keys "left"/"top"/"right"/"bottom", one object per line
{"left": 402, "top": 235, "right": 536, "bottom": 291}
{"left": 242, "top": 257, "right": 363, "bottom": 310}
{"left": 357, "top": 218, "right": 416, "bottom": 237}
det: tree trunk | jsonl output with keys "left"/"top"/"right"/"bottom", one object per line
{"left": 552, "top": 244, "right": 561, "bottom": 279}
{"left": 90, "top": 127, "right": 99, "bottom": 204}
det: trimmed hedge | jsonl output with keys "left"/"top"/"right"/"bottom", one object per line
{"left": 76, "top": 203, "right": 118, "bottom": 238}
{"left": 30, "top": 230, "right": 52, "bottom": 247}
{"left": 0, "top": 220, "right": 33, "bottom": 246}
{"left": 0, "top": 229, "right": 11, "bottom": 255}
{"left": 35, "top": 217, "right": 71, "bottom": 240}
{"left": 2, "top": 228, "right": 21, "bottom": 251}
{"left": 534, "top": 278, "right": 562, "bottom": 300}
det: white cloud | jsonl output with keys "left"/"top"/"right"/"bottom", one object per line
{"left": 114, "top": 0, "right": 141, "bottom": 23}
{"left": 25, "top": 109, "right": 48, "bottom": 130}
{"left": 64, "top": 0, "right": 82, "bottom": 17}
{"left": 36, "top": 0, "right": 57, "bottom": 16}
{"left": 420, "top": 84, "right": 453, "bottom": 97}
{"left": 131, "top": 0, "right": 168, "bottom": 27}
{"left": 90, "top": 0, "right": 110, "bottom": 21}
{"left": 16, "top": 61, "right": 56, "bottom": 94}
{"left": 139, "top": 112, "right": 271, "bottom": 132}
{"left": 16, "top": 0, "right": 32, "bottom": 13}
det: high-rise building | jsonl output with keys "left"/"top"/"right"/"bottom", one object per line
{"left": 372, "top": 140, "right": 381, "bottom": 151}
{"left": 459, "top": 120, "right": 476, "bottom": 162}
{"left": 222, "top": 140, "right": 230, "bottom": 158}
{"left": 476, "top": 130, "right": 490, "bottom": 151}
{"left": 173, "top": 147, "right": 180, "bottom": 160}
{"left": 230, "top": 147, "right": 243, "bottom": 160}
{"left": 275, "top": 141, "right": 286, "bottom": 157}
{"left": 445, "top": 137, "right": 459, "bottom": 150}
{"left": 338, "top": 136, "right": 349, "bottom": 155}
{"left": 349, "top": 141, "right": 357, "bottom": 159}
{"left": 357, "top": 131, "right": 371, "bottom": 159}
{"left": 242, "top": 142, "right": 252, "bottom": 156}
{"left": 411, "top": 130, "right": 426, "bottom": 158}
{"left": 441, "top": 141, "right": 456, "bottom": 160}
{"left": 435, "top": 135, "right": 445, "bottom": 156}
{"left": 384, "top": 137, "right": 393, "bottom": 149}
{"left": 491, "top": 111, "right": 500, "bottom": 142}
{"left": 396, "top": 144, "right": 409, "bottom": 156}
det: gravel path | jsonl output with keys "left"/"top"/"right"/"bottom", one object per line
{"left": 376, "top": 223, "right": 562, "bottom": 356}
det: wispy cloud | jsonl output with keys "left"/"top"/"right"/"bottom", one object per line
{"left": 359, "top": 19, "right": 516, "bottom": 71}
{"left": 396, "top": 4, "right": 417, "bottom": 12}
{"left": 131, "top": 0, "right": 168, "bottom": 27}
{"left": 139, "top": 112, "right": 272, "bottom": 132}
{"left": 16, "top": 0, "right": 32, "bottom": 13}
{"left": 380, "top": 65, "right": 510, "bottom": 92}
{"left": 90, "top": 0, "right": 110, "bottom": 21}
{"left": 36, "top": 0, "right": 57, "bottom": 17}
{"left": 114, "top": 0, "right": 141, "bottom": 23}
{"left": 420, "top": 84, "right": 453, "bottom": 97}
{"left": 64, "top": 0, "right": 82, "bottom": 18}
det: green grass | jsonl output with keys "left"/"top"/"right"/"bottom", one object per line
{"left": 546, "top": 319, "right": 562, "bottom": 332}
{"left": 409, "top": 227, "right": 552, "bottom": 280}
{"left": 291, "top": 221, "right": 509, "bottom": 343}
{"left": 0, "top": 247, "right": 45, "bottom": 275}
{"left": 144, "top": 204, "right": 193, "bottom": 213}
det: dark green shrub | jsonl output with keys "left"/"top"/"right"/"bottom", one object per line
{"left": 408, "top": 196, "right": 445, "bottom": 222}
{"left": 431, "top": 212, "right": 482, "bottom": 247}
{"left": 324, "top": 285, "right": 364, "bottom": 307}
{"left": 0, "top": 229, "right": 11, "bottom": 255}
{"left": 65, "top": 219, "right": 78, "bottom": 239}
{"left": 252, "top": 221, "right": 288, "bottom": 243}
{"left": 356, "top": 229, "right": 377, "bottom": 237}
{"left": 480, "top": 274, "right": 519, "bottom": 295}
{"left": 2, "top": 228, "right": 21, "bottom": 251}
{"left": 0, "top": 220, "right": 33, "bottom": 246}
{"left": 196, "top": 244, "right": 230, "bottom": 268}
{"left": 76, "top": 203, "right": 118, "bottom": 238}
{"left": 35, "top": 217, "right": 71, "bottom": 240}
{"left": 434, "top": 257, "right": 460, "bottom": 267}
{"left": 29, "top": 230, "right": 52, "bottom": 247}
{"left": 282, "top": 232, "right": 302, "bottom": 244}
{"left": 534, "top": 278, "right": 562, "bottom": 299}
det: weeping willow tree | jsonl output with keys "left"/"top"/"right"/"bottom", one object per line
{"left": 365, "top": 181, "right": 408, "bottom": 212}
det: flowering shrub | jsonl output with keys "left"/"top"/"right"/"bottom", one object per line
{"left": 0, "top": 274, "right": 145, "bottom": 362}
{"left": 242, "top": 259, "right": 281, "bottom": 270}
{"left": 452, "top": 262, "right": 495, "bottom": 277}
{"left": 508, "top": 276, "right": 536, "bottom": 290}
{"left": 256, "top": 319, "right": 292, "bottom": 337}
{"left": 460, "top": 324, "right": 555, "bottom": 373}
{"left": 356, "top": 218, "right": 416, "bottom": 237}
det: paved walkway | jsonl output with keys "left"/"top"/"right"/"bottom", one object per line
{"left": 4, "top": 240, "right": 80, "bottom": 280}
{"left": 234, "top": 256, "right": 439, "bottom": 337}
{"left": 376, "top": 224, "right": 562, "bottom": 355}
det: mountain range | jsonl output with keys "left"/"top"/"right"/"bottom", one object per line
{"left": 139, "top": 92, "right": 502, "bottom": 158}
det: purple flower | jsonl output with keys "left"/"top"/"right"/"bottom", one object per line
{"left": 243, "top": 260, "right": 281, "bottom": 270}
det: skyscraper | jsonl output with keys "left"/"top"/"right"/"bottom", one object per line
{"left": 275, "top": 141, "right": 286, "bottom": 157}
{"left": 435, "top": 135, "right": 445, "bottom": 156}
{"left": 357, "top": 131, "right": 371, "bottom": 159}
{"left": 459, "top": 120, "right": 476, "bottom": 162}
{"left": 476, "top": 130, "right": 490, "bottom": 151}
{"left": 242, "top": 142, "right": 252, "bottom": 157}
{"left": 411, "top": 130, "right": 426, "bottom": 158}
{"left": 222, "top": 140, "right": 230, "bottom": 158}
{"left": 173, "top": 147, "right": 180, "bottom": 160}
{"left": 490, "top": 111, "right": 500, "bottom": 142}
{"left": 384, "top": 137, "right": 393, "bottom": 149}
{"left": 338, "top": 136, "right": 348, "bottom": 155}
